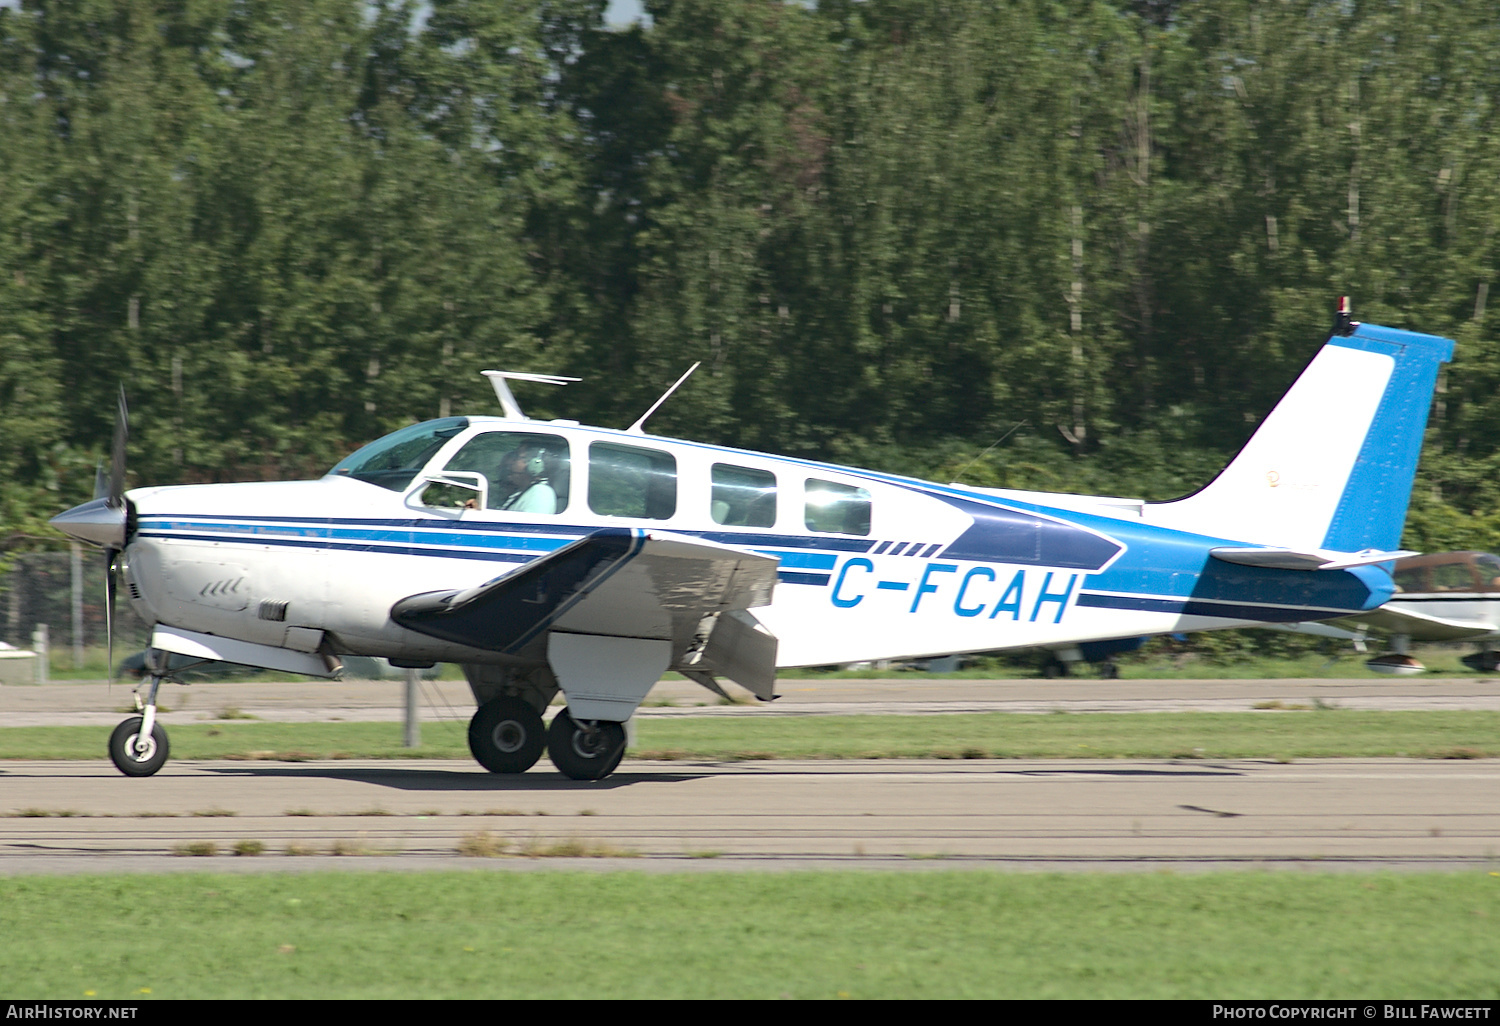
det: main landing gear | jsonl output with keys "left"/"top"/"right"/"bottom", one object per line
{"left": 109, "top": 660, "right": 170, "bottom": 777}
{"left": 546, "top": 709, "right": 627, "bottom": 781}
{"left": 466, "top": 699, "right": 627, "bottom": 781}
{"left": 467, "top": 696, "right": 547, "bottom": 774}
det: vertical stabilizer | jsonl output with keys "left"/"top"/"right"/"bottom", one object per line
{"left": 1146, "top": 322, "right": 1453, "bottom": 551}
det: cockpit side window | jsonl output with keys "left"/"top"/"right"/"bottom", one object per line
{"left": 589, "top": 442, "right": 676, "bottom": 520}
{"left": 1392, "top": 566, "right": 1427, "bottom": 593}
{"left": 435, "top": 431, "right": 570, "bottom": 513}
{"left": 329, "top": 417, "right": 469, "bottom": 491}
{"left": 804, "top": 478, "right": 871, "bottom": 536}
{"left": 712, "top": 464, "right": 776, "bottom": 527}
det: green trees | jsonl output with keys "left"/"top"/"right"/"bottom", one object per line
{"left": 2, "top": 0, "right": 1499, "bottom": 554}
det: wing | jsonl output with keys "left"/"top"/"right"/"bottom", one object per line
{"left": 1323, "top": 604, "right": 1499, "bottom": 643}
{"left": 391, "top": 527, "right": 780, "bottom": 695}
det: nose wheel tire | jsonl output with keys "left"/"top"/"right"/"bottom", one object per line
{"left": 468, "top": 697, "right": 547, "bottom": 774}
{"left": 109, "top": 716, "right": 170, "bottom": 777}
{"left": 547, "top": 708, "right": 626, "bottom": 781}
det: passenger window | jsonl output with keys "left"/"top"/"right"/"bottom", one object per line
{"left": 1477, "top": 555, "right": 1500, "bottom": 591}
{"left": 431, "top": 431, "right": 570, "bottom": 513}
{"left": 804, "top": 479, "right": 871, "bottom": 536}
{"left": 1432, "top": 562, "right": 1478, "bottom": 592}
{"left": 589, "top": 442, "right": 676, "bottom": 520}
{"left": 712, "top": 464, "right": 776, "bottom": 527}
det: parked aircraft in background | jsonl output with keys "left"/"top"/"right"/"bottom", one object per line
{"left": 1325, "top": 551, "right": 1500, "bottom": 674}
{"left": 52, "top": 307, "right": 1454, "bottom": 781}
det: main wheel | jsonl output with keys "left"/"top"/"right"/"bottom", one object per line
{"left": 468, "top": 697, "right": 547, "bottom": 774}
{"left": 109, "top": 716, "right": 170, "bottom": 777}
{"left": 547, "top": 709, "right": 626, "bottom": 781}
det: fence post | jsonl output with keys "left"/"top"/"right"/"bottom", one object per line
{"left": 71, "top": 543, "right": 85, "bottom": 669}
{"left": 404, "top": 666, "right": 420, "bottom": 748}
{"left": 32, "top": 624, "right": 49, "bottom": 685}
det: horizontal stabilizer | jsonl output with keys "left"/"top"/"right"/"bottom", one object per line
{"left": 1210, "top": 546, "right": 1416, "bottom": 571}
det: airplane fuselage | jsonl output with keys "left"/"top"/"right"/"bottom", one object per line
{"left": 117, "top": 418, "right": 1393, "bottom": 673}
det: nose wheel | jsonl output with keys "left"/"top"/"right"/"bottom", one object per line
{"left": 547, "top": 709, "right": 626, "bottom": 781}
{"left": 109, "top": 715, "right": 169, "bottom": 776}
{"left": 108, "top": 654, "right": 171, "bottom": 777}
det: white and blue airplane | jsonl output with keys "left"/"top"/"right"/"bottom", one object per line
{"left": 51, "top": 309, "right": 1453, "bottom": 780}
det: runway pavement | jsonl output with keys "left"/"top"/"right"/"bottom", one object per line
{"left": 3, "top": 675, "right": 1496, "bottom": 875}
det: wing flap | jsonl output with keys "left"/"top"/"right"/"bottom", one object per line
{"left": 691, "top": 608, "right": 779, "bottom": 700}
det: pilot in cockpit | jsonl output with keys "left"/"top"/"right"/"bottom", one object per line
{"left": 495, "top": 444, "right": 557, "bottom": 514}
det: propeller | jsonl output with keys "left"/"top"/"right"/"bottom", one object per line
{"left": 102, "top": 388, "right": 128, "bottom": 685}
{"left": 49, "top": 386, "right": 132, "bottom": 684}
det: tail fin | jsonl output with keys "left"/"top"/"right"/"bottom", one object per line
{"left": 1147, "top": 321, "right": 1454, "bottom": 551}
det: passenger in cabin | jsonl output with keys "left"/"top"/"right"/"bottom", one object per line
{"left": 496, "top": 444, "right": 558, "bottom": 514}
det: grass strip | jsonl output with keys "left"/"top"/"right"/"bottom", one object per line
{"left": 2, "top": 871, "right": 1498, "bottom": 999}
{"left": 1, "top": 710, "right": 1497, "bottom": 762}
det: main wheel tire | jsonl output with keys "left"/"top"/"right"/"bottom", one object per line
{"left": 547, "top": 709, "right": 626, "bottom": 781}
{"left": 109, "top": 716, "right": 170, "bottom": 777}
{"left": 468, "top": 697, "right": 547, "bottom": 774}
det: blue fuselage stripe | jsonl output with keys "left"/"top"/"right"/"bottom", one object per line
{"left": 1077, "top": 591, "right": 1354, "bottom": 623}
{"left": 778, "top": 572, "right": 832, "bottom": 586}
{"left": 141, "top": 530, "right": 537, "bottom": 564}
{"left": 762, "top": 550, "right": 838, "bottom": 570}
{"left": 138, "top": 517, "right": 848, "bottom": 581}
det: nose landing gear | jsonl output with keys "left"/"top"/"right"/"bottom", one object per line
{"left": 109, "top": 715, "right": 170, "bottom": 777}
{"left": 108, "top": 651, "right": 173, "bottom": 777}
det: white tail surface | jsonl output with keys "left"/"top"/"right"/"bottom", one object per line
{"left": 1143, "top": 323, "right": 1452, "bottom": 553}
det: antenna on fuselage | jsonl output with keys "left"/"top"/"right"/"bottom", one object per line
{"left": 480, "top": 370, "right": 581, "bottom": 421}
{"left": 626, "top": 362, "right": 701, "bottom": 435}
{"left": 950, "top": 421, "right": 1028, "bottom": 485}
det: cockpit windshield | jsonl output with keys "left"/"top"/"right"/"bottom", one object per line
{"left": 328, "top": 417, "right": 469, "bottom": 491}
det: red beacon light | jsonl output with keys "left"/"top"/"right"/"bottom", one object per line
{"left": 1334, "top": 295, "right": 1359, "bottom": 336}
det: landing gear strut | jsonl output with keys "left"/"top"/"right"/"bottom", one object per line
{"left": 547, "top": 708, "right": 626, "bottom": 781}
{"left": 109, "top": 660, "right": 170, "bottom": 776}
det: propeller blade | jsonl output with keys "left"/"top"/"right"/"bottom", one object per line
{"left": 93, "top": 461, "right": 107, "bottom": 502}
{"left": 104, "top": 547, "right": 118, "bottom": 687}
{"left": 108, "top": 386, "right": 128, "bottom": 509}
